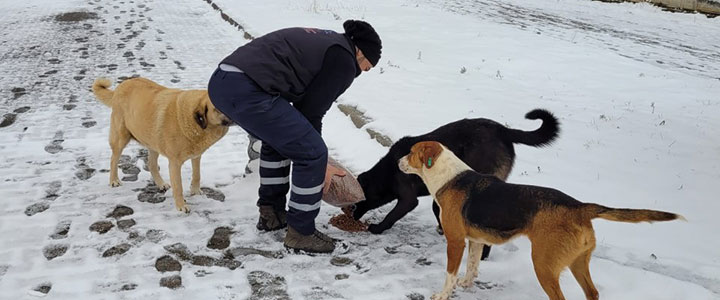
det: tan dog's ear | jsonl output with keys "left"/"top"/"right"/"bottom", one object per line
{"left": 194, "top": 106, "right": 208, "bottom": 129}
{"left": 419, "top": 141, "right": 443, "bottom": 169}
{"left": 179, "top": 91, "right": 208, "bottom": 129}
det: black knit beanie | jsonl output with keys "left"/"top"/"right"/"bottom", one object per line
{"left": 343, "top": 20, "right": 382, "bottom": 66}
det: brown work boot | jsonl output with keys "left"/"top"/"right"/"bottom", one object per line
{"left": 284, "top": 226, "right": 335, "bottom": 254}
{"left": 256, "top": 205, "right": 287, "bottom": 231}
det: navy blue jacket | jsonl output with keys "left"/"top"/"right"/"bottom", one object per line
{"left": 221, "top": 27, "right": 360, "bottom": 133}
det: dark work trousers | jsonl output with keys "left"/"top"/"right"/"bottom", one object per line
{"left": 208, "top": 68, "right": 327, "bottom": 235}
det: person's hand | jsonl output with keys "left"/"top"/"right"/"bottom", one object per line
{"left": 323, "top": 163, "right": 347, "bottom": 194}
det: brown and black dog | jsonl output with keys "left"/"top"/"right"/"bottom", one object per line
{"left": 398, "top": 141, "right": 684, "bottom": 300}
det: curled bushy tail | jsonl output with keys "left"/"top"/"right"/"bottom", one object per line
{"left": 505, "top": 109, "right": 560, "bottom": 147}
{"left": 585, "top": 203, "right": 684, "bottom": 223}
{"left": 92, "top": 78, "right": 114, "bottom": 106}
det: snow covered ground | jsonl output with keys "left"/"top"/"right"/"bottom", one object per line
{"left": 0, "top": 0, "right": 718, "bottom": 299}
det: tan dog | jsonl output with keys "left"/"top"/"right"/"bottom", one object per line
{"left": 92, "top": 77, "right": 231, "bottom": 213}
{"left": 398, "top": 141, "right": 684, "bottom": 300}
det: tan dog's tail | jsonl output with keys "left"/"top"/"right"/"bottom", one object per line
{"left": 92, "top": 78, "right": 115, "bottom": 106}
{"left": 585, "top": 203, "right": 685, "bottom": 223}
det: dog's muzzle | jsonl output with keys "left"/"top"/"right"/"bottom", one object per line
{"left": 398, "top": 156, "right": 411, "bottom": 174}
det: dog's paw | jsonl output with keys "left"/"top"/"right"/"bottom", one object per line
{"left": 431, "top": 292, "right": 450, "bottom": 300}
{"left": 190, "top": 187, "right": 203, "bottom": 196}
{"left": 110, "top": 180, "right": 122, "bottom": 187}
{"left": 367, "top": 224, "right": 385, "bottom": 235}
{"left": 176, "top": 204, "right": 190, "bottom": 214}
{"left": 157, "top": 183, "right": 171, "bottom": 192}
{"left": 457, "top": 277, "right": 474, "bottom": 289}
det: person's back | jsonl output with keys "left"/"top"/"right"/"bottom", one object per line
{"left": 221, "top": 27, "right": 356, "bottom": 101}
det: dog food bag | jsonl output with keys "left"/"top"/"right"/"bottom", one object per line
{"left": 322, "top": 157, "right": 365, "bottom": 207}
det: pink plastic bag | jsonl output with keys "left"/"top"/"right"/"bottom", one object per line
{"left": 322, "top": 157, "right": 365, "bottom": 207}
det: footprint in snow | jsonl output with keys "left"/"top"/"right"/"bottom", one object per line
{"left": 44, "top": 131, "right": 64, "bottom": 154}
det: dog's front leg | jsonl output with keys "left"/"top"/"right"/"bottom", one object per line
{"left": 168, "top": 160, "right": 189, "bottom": 213}
{"left": 190, "top": 156, "right": 202, "bottom": 195}
{"left": 433, "top": 237, "right": 464, "bottom": 300}
{"left": 148, "top": 150, "right": 170, "bottom": 191}
{"left": 368, "top": 184, "right": 419, "bottom": 234}
{"left": 457, "top": 241, "right": 484, "bottom": 288}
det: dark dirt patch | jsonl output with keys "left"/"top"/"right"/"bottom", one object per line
{"left": 119, "top": 283, "right": 137, "bottom": 291}
{"left": 43, "top": 244, "right": 68, "bottom": 260}
{"left": 302, "top": 287, "right": 345, "bottom": 299}
{"left": 82, "top": 121, "right": 97, "bottom": 128}
{"left": 33, "top": 282, "right": 52, "bottom": 294}
{"left": 226, "top": 247, "right": 284, "bottom": 259}
{"left": 127, "top": 230, "right": 142, "bottom": 241}
{"left": 107, "top": 205, "right": 134, "bottom": 218}
{"left": 119, "top": 155, "right": 135, "bottom": 165}
{"left": 215, "top": 259, "right": 242, "bottom": 270}
{"left": 476, "top": 281, "right": 500, "bottom": 290}
{"left": 247, "top": 271, "right": 290, "bottom": 300}
{"left": 25, "top": 202, "right": 50, "bottom": 216}
{"left": 115, "top": 156, "right": 139, "bottom": 168}
{"left": 14, "top": 106, "right": 31, "bottom": 113}
{"left": 164, "top": 243, "right": 241, "bottom": 270}
{"left": 406, "top": 292, "right": 425, "bottom": 300}
{"left": 173, "top": 60, "right": 186, "bottom": 70}
{"left": 50, "top": 220, "right": 71, "bottom": 239}
{"left": 120, "top": 164, "right": 140, "bottom": 175}
{"left": 415, "top": 258, "right": 432, "bottom": 266}
{"left": 122, "top": 174, "right": 138, "bottom": 182}
{"left": 44, "top": 143, "right": 63, "bottom": 154}
{"left": 159, "top": 275, "right": 182, "bottom": 289}
{"left": 89, "top": 220, "right": 114, "bottom": 234}
{"left": 194, "top": 270, "right": 212, "bottom": 277}
{"left": 11, "top": 87, "right": 27, "bottom": 100}
{"left": 337, "top": 104, "right": 371, "bottom": 128}
{"left": 384, "top": 246, "right": 399, "bottom": 254}
{"left": 164, "top": 243, "right": 193, "bottom": 260}
{"left": 155, "top": 255, "right": 182, "bottom": 272}
{"left": 191, "top": 255, "right": 217, "bottom": 267}
{"left": 0, "top": 113, "right": 17, "bottom": 128}
{"left": 102, "top": 243, "right": 131, "bottom": 257}
{"left": 330, "top": 256, "right": 353, "bottom": 267}
{"left": 117, "top": 219, "right": 136, "bottom": 230}
{"left": 135, "top": 183, "right": 167, "bottom": 203}
{"left": 139, "top": 60, "right": 155, "bottom": 68}
{"left": 127, "top": 231, "right": 146, "bottom": 244}
{"left": 46, "top": 180, "right": 62, "bottom": 196}
{"left": 207, "top": 226, "right": 233, "bottom": 249}
{"left": 335, "top": 274, "right": 349, "bottom": 280}
{"left": 75, "top": 168, "right": 96, "bottom": 180}
{"left": 146, "top": 229, "right": 166, "bottom": 243}
{"left": 63, "top": 104, "right": 76, "bottom": 111}
{"left": 55, "top": 12, "right": 99, "bottom": 22}
{"left": 200, "top": 187, "right": 225, "bottom": 202}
